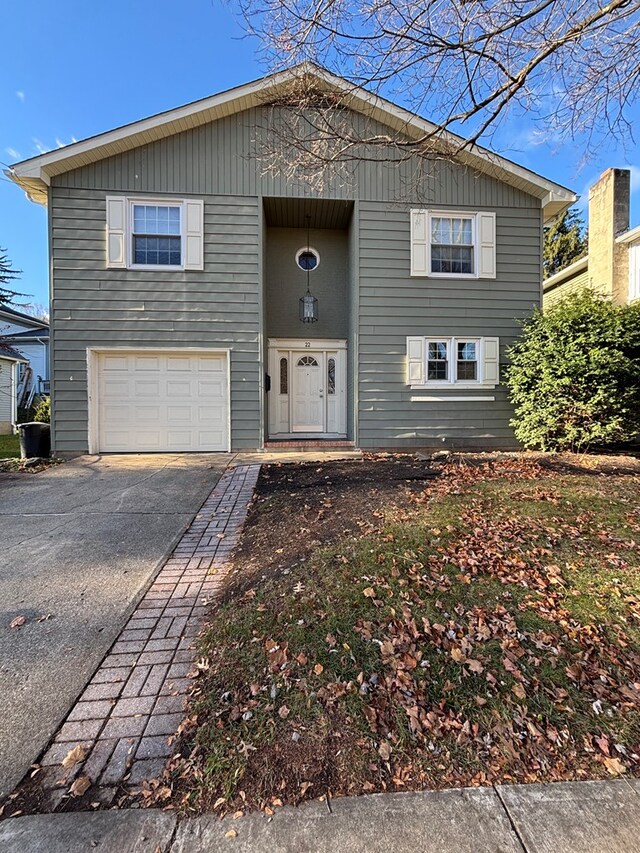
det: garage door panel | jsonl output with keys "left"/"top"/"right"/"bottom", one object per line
{"left": 97, "top": 350, "right": 229, "bottom": 452}
{"left": 135, "top": 356, "right": 161, "bottom": 371}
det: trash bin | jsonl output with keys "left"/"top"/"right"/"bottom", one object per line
{"left": 17, "top": 422, "right": 51, "bottom": 459}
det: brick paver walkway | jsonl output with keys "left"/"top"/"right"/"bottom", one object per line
{"left": 36, "top": 463, "right": 260, "bottom": 806}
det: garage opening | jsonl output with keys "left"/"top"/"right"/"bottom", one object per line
{"left": 90, "top": 349, "right": 229, "bottom": 452}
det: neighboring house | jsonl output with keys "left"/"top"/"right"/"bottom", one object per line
{"left": 6, "top": 64, "right": 575, "bottom": 456}
{"left": 544, "top": 168, "right": 640, "bottom": 308}
{"left": 0, "top": 304, "right": 50, "bottom": 401}
{"left": 0, "top": 344, "right": 27, "bottom": 434}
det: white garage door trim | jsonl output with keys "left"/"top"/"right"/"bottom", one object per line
{"left": 87, "top": 347, "right": 231, "bottom": 454}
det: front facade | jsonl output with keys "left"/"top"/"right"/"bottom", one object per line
{"left": 544, "top": 168, "right": 640, "bottom": 309}
{"left": 8, "top": 66, "right": 574, "bottom": 455}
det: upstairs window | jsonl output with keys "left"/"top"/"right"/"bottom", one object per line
{"left": 410, "top": 209, "right": 496, "bottom": 279}
{"left": 132, "top": 204, "right": 182, "bottom": 267}
{"left": 105, "top": 196, "right": 204, "bottom": 271}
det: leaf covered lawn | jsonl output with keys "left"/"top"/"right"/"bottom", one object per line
{"left": 166, "top": 455, "right": 640, "bottom": 815}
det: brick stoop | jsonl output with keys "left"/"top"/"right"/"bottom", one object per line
{"left": 24, "top": 463, "right": 261, "bottom": 810}
{"left": 263, "top": 439, "right": 356, "bottom": 450}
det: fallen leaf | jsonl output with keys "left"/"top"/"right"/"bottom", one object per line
{"left": 10, "top": 615, "right": 26, "bottom": 629}
{"left": 62, "top": 744, "right": 89, "bottom": 770}
{"left": 69, "top": 775, "right": 91, "bottom": 797}
{"left": 363, "top": 587, "right": 376, "bottom": 598}
{"left": 467, "top": 659, "right": 484, "bottom": 674}
{"left": 225, "top": 829, "right": 238, "bottom": 838}
{"left": 278, "top": 705, "right": 290, "bottom": 719}
{"left": 378, "top": 741, "right": 392, "bottom": 761}
{"left": 604, "top": 756, "right": 626, "bottom": 776}
{"left": 512, "top": 683, "right": 526, "bottom": 700}
{"left": 313, "top": 663, "right": 324, "bottom": 675}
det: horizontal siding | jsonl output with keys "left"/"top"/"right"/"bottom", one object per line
{"left": 543, "top": 268, "right": 593, "bottom": 309}
{"left": 0, "top": 360, "right": 13, "bottom": 425}
{"left": 52, "top": 107, "right": 540, "bottom": 210}
{"left": 50, "top": 187, "right": 261, "bottom": 453}
{"left": 356, "top": 201, "right": 542, "bottom": 449}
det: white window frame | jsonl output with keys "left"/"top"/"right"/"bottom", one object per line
{"left": 128, "top": 198, "right": 185, "bottom": 271}
{"left": 410, "top": 209, "right": 496, "bottom": 279}
{"left": 408, "top": 335, "right": 499, "bottom": 389}
{"left": 428, "top": 212, "right": 476, "bottom": 279}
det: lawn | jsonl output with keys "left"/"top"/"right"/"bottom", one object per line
{"left": 0, "top": 432, "right": 20, "bottom": 458}
{"left": 167, "top": 453, "right": 640, "bottom": 816}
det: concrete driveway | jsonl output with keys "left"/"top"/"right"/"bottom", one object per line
{"left": 0, "top": 453, "right": 231, "bottom": 798}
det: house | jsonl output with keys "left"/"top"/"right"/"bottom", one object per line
{"left": 0, "top": 344, "right": 27, "bottom": 434}
{"left": 6, "top": 64, "right": 575, "bottom": 456}
{"left": 544, "top": 168, "right": 640, "bottom": 308}
{"left": 0, "top": 304, "right": 50, "bottom": 404}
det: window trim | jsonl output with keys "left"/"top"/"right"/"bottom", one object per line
{"left": 409, "top": 335, "right": 497, "bottom": 389}
{"left": 295, "top": 246, "right": 320, "bottom": 271}
{"left": 128, "top": 198, "right": 186, "bottom": 271}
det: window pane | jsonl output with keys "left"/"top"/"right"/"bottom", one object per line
{"left": 279, "top": 357, "right": 288, "bottom": 394}
{"left": 431, "top": 245, "right": 473, "bottom": 274}
{"left": 427, "top": 341, "right": 448, "bottom": 381}
{"left": 457, "top": 341, "right": 477, "bottom": 381}
{"left": 133, "top": 235, "right": 181, "bottom": 265}
{"left": 327, "top": 357, "right": 336, "bottom": 394}
{"left": 132, "top": 204, "right": 181, "bottom": 236}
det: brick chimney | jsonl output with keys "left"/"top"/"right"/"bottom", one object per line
{"left": 588, "top": 168, "right": 630, "bottom": 304}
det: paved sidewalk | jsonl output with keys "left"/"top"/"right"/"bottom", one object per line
{"left": 0, "top": 453, "right": 231, "bottom": 798}
{"left": 14, "top": 463, "right": 260, "bottom": 809}
{"left": 2, "top": 780, "right": 639, "bottom": 852}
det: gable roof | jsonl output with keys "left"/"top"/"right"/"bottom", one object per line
{"left": 5, "top": 63, "right": 576, "bottom": 220}
{"left": 0, "top": 305, "right": 49, "bottom": 332}
{"left": 0, "top": 342, "right": 28, "bottom": 362}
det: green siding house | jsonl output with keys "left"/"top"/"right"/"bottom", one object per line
{"left": 7, "top": 65, "right": 575, "bottom": 456}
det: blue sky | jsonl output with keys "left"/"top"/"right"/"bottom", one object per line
{"left": 2, "top": 0, "right": 640, "bottom": 307}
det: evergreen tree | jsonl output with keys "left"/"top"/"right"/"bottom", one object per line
{"left": 543, "top": 208, "right": 587, "bottom": 278}
{"left": 0, "top": 248, "right": 23, "bottom": 306}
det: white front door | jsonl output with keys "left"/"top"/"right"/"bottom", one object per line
{"left": 292, "top": 353, "right": 323, "bottom": 432}
{"left": 267, "top": 339, "right": 347, "bottom": 438}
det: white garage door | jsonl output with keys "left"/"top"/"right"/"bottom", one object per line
{"left": 96, "top": 350, "right": 229, "bottom": 452}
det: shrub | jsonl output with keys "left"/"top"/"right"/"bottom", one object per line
{"left": 506, "top": 292, "right": 640, "bottom": 451}
{"left": 33, "top": 395, "right": 51, "bottom": 424}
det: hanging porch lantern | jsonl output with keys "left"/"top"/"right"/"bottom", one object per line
{"left": 299, "top": 214, "right": 319, "bottom": 323}
{"left": 299, "top": 289, "right": 318, "bottom": 323}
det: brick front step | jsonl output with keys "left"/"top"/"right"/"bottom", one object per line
{"left": 264, "top": 440, "right": 356, "bottom": 449}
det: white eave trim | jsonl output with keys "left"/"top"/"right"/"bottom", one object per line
{"left": 616, "top": 224, "right": 640, "bottom": 244}
{"left": 543, "top": 255, "right": 588, "bottom": 291}
{"left": 6, "top": 62, "right": 576, "bottom": 214}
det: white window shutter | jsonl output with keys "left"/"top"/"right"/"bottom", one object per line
{"left": 477, "top": 212, "right": 496, "bottom": 279}
{"left": 184, "top": 200, "right": 204, "bottom": 270}
{"left": 406, "top": 336, "right": 425, "bottom": 385}
{"left": 106, "top": 197, "right": 126, "bottom": 269}
{"left": 483, "top": 337, "right": 500, "bottom": 385}
{"left": 410, "top": 209, "right": 429, "bottom": 276}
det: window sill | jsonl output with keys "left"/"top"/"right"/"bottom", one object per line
{"left": 410, "top": 272, "right": 478, "bottom": 280}
{"left": 410, "top": 383, "right": 497, "bottom": 391}
{"left": 128, "top": 264, "right": 185, "bottom": 272}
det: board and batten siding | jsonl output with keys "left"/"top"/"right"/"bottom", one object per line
{"left": 357, "top": 201, "right": 543, "bottom": 449}
{"left": 52, "top": 106, "right": 538, "bottom": 210}
{"left": 49, "top": 186, "right": 260, "bottom": 453}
